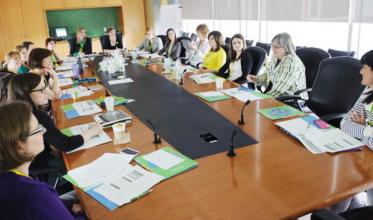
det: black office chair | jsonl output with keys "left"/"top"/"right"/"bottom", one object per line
{"left": 246, "top": 40, "right": 254, "bottom": 47}
{"left": 225, "top": 37, "right": 231, "bottom": 45}
{"left": 181, "top": 32, "right": 190, "bottom": 37}
{"left": 328, "top": 48, "right": 355, "bottom": 57}
{"left": 311, "top": 207, "right": 373, "bottom": 220}
{"left": 277, "top": 57, "right": 364, "bottom": 127}
{"left": 245, "top": 46, "right": 266, "bottom": 89}
{"left": 255, "top": 42, "right": 271, "bottom": 54}
{"left": 190, "top": 33, "right": 197, "bottom": 42}
{"left": 177, "top": 36, "right": 191, "bottom": 58}
{"left": 296, "top": 47, "right": 330, "bottom": 90}
{"left": 157, "top": 35, "right": 167, "bottom": 46}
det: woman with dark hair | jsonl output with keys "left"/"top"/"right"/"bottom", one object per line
{"left": 102, "top": 26, "right": 123, "bottom": 52}
{"left": 69, "top": 27, "right": 92, "bottom": 56}
{"left": 0, "top": 72, "right": 14, "bottom": 102}
{"left": 341, "top": 50, "right": 373, "bottom": 149}
{"left": 158, "top": 28, "right": 182, "bottom": 60}
{"left": 28, "top": 48, "right": 61, "bottom": 100}
{"left": 22, "top": 41, "right": 34, "bottom": 57}
{"left": 217, "top": 33, "right": 253, "bottom": 84}
{"left": 45, "top": 38, "right": 61, "bottom": 66}
{"left": 198, "top": 30, "right": 227, "bottom": 73}
{"left": 0, "top": 101, "right": 85, "bottom": 219}
{"left": 9, "top": 73, "right": 102, "bottom": 168}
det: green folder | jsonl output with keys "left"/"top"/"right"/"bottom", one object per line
{"left": 257, "top": 105, "right": 305, "bottom": 120}
{"left": 135, "top": 147, "right": 198, "bottom": 179}
{"left": 195, "top": 91, "right": 230, "bottom": 102}
{"left": 94, "top": 96, "right": 128, "bottom": 106}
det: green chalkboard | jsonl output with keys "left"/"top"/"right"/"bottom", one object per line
{"left": 46, "top": 7, "right": 121, "bottom": 38}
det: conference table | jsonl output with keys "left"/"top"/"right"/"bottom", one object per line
{"left": 54, "top": 57, "right": 373, "bottom": 220}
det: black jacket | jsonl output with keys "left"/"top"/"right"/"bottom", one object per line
{"left": 158, "top": 41, "right": 182, "bottom": 60}
{"left": 217, "top": 50, "right": 253, "bottom": 84}
{"left": 69, "top": 37, "right": 92, "bottom": 56}
{"left": 101, "top": 35, "right": 124, "bottom": 50}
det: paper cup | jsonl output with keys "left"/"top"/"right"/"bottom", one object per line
{"left": 113, "top": 122, "right": 126, "bottom": 141}
{"left": 104, "top": 96, "right": 115, "bottom": 111}
{"left": 215, "top": 78, "right": 224, "bottom": 91}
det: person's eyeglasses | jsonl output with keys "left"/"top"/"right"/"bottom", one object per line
{"left": 271, "top": 44, "right": 283, "bottom": 49}
{"left": 30, "top": 85, "right": 47, "bottom": 93}
{"left": 27, "top": 124, "right": 46, "bottom": 137}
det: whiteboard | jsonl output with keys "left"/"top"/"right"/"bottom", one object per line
{"left": 158, "top": 4, "right": 183, "bottom": 35}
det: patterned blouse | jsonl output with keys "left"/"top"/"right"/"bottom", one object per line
{"left": 256, "top": 54, "right": 306, "bottom": 98}
{"left": 340, "top": 88, "right": 373, "bottom": 149}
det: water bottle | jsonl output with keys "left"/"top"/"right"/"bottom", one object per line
{"left": 72, "top": 62, "right": 80, "bottom": 80}
{"left": 78, "top": 57, "right": 83, "bottom": 75}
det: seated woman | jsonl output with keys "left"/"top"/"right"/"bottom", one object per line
{"left": 217, "top": 34, "right": 253, "bottom": 84}
{"left": 198, "top": 31, "right": 227, "bottom": 73}
{"left": 137, "top": 27, "right": 163, "bottom": 54}
{"left": 15, "top": 45, "right": 30, "bottom": 73}
{"left": 158, "top": 28, "right": 182, "bottom": 60}
{"left": 9, "top": 73, "right": 102, "bottom": 171}
{"left": 247, "top": 32, "right": 306, "bottom": 98}
{"left": 0, "top": 101, "right": 85, "bottom": 220}
{"left": 1, "top": 51, "right": 22, "bottom": 74}
{"left": 22, "top": 41, "right": 34, "bottom": 57}
{"left": 69, "top": 27, "right": 92, "bottom": 57}
{"left": 185, "top": 24, "right": 210, "bottom": 67}
{"left": 28, "top": 48, "right": 61, "bottom": 100}
{"left": 45, "top": 38, "right": 62, "bottom": 66}
{"left": 101, "top": 26, "right": 124, "bottom": 52}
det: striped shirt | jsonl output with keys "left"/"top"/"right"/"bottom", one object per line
{"left": 257, "top": 54, "right": 306, "bottom": 98}
{"left": 340, "top": 88, "right": 373, "bottom": 149}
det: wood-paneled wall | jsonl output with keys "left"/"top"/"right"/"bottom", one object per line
{"left": 0, "top": 0, "right": 146, "bottom": 60}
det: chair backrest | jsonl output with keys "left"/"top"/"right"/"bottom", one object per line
{"left": 328, "top": 48, "right": 355, "bottom": 57}
{"left": 296, "top": 47, "right": 330, "bottom": 88}
{"left": 190, "top": 33, "right": 197, "bottom": 42}
{"left": 245, "top": 46, "right": 266, "bottom": 75}
{"left": 255, "top": 42, "right": 271, "bottom": 54}
{"left": 157, "top": 35, "right": 167, "bottom": 46}
{"left": 246, "top": 40, "right": 254, "bottom": 47}
{"left": 308, "top": 57, "right": 364, "bottom": 116}
{"left": 177, "top": 36, "right": 191, "bottom": 58}
{"left": 181, "top": 32, "right": 190, "bottom": 37}
{"left": 225, "top": 37, "right": 231, "bottom": 45}
{"left": 99, "top": 35, "right": 106, "bottom": 51}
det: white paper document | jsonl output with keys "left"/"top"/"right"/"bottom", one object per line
{"left": 108, "top": 78, "right": 134, "bottom": 85}
{"left": 93, "top": 165, "right": 164, "bottom": 206}
{"left": 63, "top": 86, "right": 93, "bottom": 98}
{"left": 140, "top": 53, "right": 161, "bottom": 59}
{"left": 57, "top": 70, "right": 74, "bottom": 78}
{"left": 56, "top": 64, "right": 73, "bottom": 71}
{"left": 68, "top": 153, "right": 136, "bottom": 188}
{"left": 142, "top": 149, "right": 184, "bottom": 169}
{"left": 198, "top": 91, "right": 225, "bottom": 97}
{"left": 65, "top": 123, "right": 111, "bottom": 154}
{"left": 72, "top": 100, "right": 102, "bottom": 116}
{"left": 276, "top": 117, "right": 364, "bottom": 154}
{"left": 57, "top": 78, "right": 74, "bottom": 87}
{"left": 189, "top": 73, "right": 215, "bottom": 84}
{"left": 222, "top": 88, "right": 262, "bottom": 102}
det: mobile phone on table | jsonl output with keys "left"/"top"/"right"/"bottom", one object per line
{"left": 120, "top": 147, "right": 139, "bottom": 156}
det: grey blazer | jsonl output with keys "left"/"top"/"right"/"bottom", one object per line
{"left": 138, "top": 37, "right": 163, "bottom": 54}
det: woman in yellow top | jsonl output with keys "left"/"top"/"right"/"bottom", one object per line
{"left": 198, "top": 31, "right": 227, "bottom": 73}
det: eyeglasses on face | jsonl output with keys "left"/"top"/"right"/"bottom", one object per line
{"left": 30, "top": 85, "right": 47, "bottom": 93}
{"left": 27, "top": 124, "right": 46, "bottom": 137}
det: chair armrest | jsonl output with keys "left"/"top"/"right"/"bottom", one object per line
{"left": 276, "top": 95, "right": 304, "bottom": 102}
{"left": 294, "top": 88, "right": 312, "bottom": 95}
{"left": 320, "top": 113, "right": 346, "bottom": 122}
{"left": 311, "top": 209, "right": 346, "bottom": 220}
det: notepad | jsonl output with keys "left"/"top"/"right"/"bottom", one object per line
{"left": 61, "top": 86, "right": 93, "bottom": 100}
{"left": 195, "top": 91, "right": 230, "bottom": 102}
{"left": 257, "top": 105, "right": 305, "bottom": 120}
{"left": 222, "top": 87, "right": 272, "bottom": 102}
{"left": 61, "top": 100, "right": 102, "bottom": 119}
{"left": 135, "top": 147, "right": 198, "bottom": 179}
{"left": 108, "top": 78, "right": 134, "bottom": 85}
{"left": 276, "top": 115, "right": 363, "bottom": 154}
{"left": 57, "top": 77, "right": 74, "bottom": 87}
{"left": 61, "top": 123, "right": 111, "bottom": 153}
{"left": 189, "top": 73, "right": 217, "bottom": 84}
